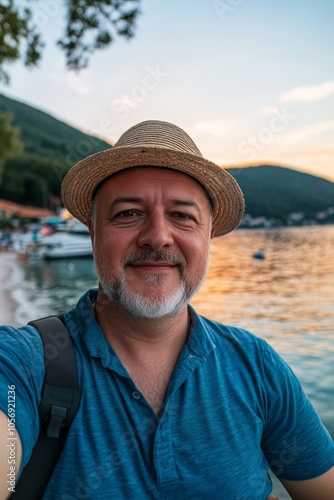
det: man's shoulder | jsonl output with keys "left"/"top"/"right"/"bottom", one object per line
{"left": 0, "top": 323, "right": 43, "bottom": 344}
{"left": 0, "top": 323, "right": 45, "bottom": 375}
{"left": 188, "top": 308, "right": 277, "bottom": 371}
{"left": 193, "top": 309, "right": 266, "bottom": 347}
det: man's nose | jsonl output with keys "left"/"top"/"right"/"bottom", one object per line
{"left": 136, "top": 211, "right": 173, "bottom": 250}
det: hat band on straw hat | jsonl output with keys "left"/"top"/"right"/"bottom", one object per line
{"left": 61, "top": 120, "right": 245, "bottom": 237}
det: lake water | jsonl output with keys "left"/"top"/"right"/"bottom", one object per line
{"left": 7, "top": 225, "right": 334, "bottom": 438}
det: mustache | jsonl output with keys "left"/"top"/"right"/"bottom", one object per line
{"left": 124, "top": 250, "right": 186, "bottom": 268}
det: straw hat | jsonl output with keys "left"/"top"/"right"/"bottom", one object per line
{"left": 61, "top": 120, "right": 245, "bottom": 237}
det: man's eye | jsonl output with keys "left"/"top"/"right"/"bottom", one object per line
{"left": 117, "top": 210, "right": 137, "bottom": 218}
{"left": 173, "top": 212, "right": 193, "bottom": 220}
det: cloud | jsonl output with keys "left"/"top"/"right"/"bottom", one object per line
{"left": 112, "top": 95, "right": 135, "bottom": 108}
{"left": 257, "top": 105, "right": 279, "bottom": 115}
{"left": 277, "top": 120, "right": 334, "bottom": 145}
{"left": 192, "top": 119, "right": 238, "bottom": 138}
{"left": 281, "top": 147, "right": 334, "bottom": 159}
{"left": 50, "top": 72, "right": 92, "bottom": 96}
{"left": 280, "top": 81, "right": 334, "bottom": 103}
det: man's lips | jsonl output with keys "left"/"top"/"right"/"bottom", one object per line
{"left": 128, "top": 261, "right": 177, "bottom": 270}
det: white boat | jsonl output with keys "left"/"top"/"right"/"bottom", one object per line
{"left": 27, "top": 220, "right": 92, "bottom": 259}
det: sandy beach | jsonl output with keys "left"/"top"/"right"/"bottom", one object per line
{"left": 0, "top": 251, "right": 20, "bottom": 327}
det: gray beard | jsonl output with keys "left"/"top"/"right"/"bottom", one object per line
{"left": 96, "top": 250, "right": 207, "bottom": 319}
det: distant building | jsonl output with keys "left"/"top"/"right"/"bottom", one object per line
{"left": 0, "top": 199, "right": 56, "bottom": 221}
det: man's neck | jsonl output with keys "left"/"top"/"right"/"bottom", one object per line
{"left": 93, "top": 291, "right": 191, "bottom": 415}
{"left": 93, "top": 292, "right": 190, "bottom": 364}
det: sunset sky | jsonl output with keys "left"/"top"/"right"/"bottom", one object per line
{"left": 1, "top": 0, "right": 334, "bottom": 181}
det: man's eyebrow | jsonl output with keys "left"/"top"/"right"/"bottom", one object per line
{"left": 108, "top": 197, "right": 201, "bottom": 213}
{"left": 109, "top": 197, "right": 143, "bottom": 211}
{"left": 171, "top": 200, "right": 201, "bottom": 213}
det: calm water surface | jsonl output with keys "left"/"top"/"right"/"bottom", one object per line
{"left": 8, "top": 225, "right": 334, "bottom": 436}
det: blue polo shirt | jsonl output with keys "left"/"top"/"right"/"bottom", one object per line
{"left": 0, "top": 289, "right": 333, "bottom": 499}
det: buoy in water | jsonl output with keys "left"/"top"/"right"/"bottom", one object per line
{"left": 252, "top": 252, "right": 266, "bottom": 260}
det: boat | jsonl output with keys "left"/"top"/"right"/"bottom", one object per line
{"left": 26, "top": 219, "right": 92, "bottom": 259}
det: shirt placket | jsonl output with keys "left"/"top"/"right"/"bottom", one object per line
{"left": 153, "top": 351, "right": 207, "bottom": 487}
{"left": 153, "top": 401, "right": 179, "bottom": 485}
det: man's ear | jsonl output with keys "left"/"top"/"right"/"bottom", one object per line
{"left": 210, "top": 226, "right": 216, "bottom": 239}
{"left": 87, "top": 220, "right": 95, "bottom": 250}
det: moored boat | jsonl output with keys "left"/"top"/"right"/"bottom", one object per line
{"left": 26, "top": 219, "right": 92, "bottom": 259}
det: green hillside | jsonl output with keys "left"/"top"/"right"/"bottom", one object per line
{"left": 227, "top": 165, "right": 334, "bottom": 223}
{"left": 0, "top": 93, "right": 110, "bottom": 161}
{"left": 0, "top": 93, "right": 111, "bottom": 208}
{"left": 0, "top": 93, "right": 333, "bottom": 225}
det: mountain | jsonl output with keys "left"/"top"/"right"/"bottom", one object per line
{"left": 0, "top": 93, "right": 333, "bottom": 224}
{"left": 226, "top": 165, "right": 334, "bottom": 224}
{"left": 0, "top": 93, "right": 110, "bottom": 162}
{"left": 0, "top": 93, "right": 111, "bottom": 208}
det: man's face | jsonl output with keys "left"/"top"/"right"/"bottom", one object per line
{"left": 89, "top": 167, "right": 215, "bottom": 318}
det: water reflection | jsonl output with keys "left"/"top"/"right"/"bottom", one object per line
{"left": 15, "top": 258, "right": 98, "bottom": 317}
{"left": 13, "top": 225, "right": 334, "bottom": 435}
{"left": 191, "top": 225, "right": 334, "bottom": 435}
{"left": 24, "top": 258, "right": 97, "bottom": 284}
{"left": 192, "top": 225, "right": 334, "bottom": 331}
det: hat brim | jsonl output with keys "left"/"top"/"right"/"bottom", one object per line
{"left": 61, "top": 145, "right": 245, "bottom": 237}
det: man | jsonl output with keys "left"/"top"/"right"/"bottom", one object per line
{"left": 1, "top": 120, "right": 333, "bottom": 499}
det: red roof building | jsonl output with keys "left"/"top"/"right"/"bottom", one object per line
{"left": 0, "top": 199, "right": 56, "bottom": 220}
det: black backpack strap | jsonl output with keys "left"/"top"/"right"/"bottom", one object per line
{"left": 12, "top": 315, "right": 81, "bottom": 499}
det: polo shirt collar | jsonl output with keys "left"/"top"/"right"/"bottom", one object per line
{"left": 73, "top": 289, "right": 217, "bottom": 373}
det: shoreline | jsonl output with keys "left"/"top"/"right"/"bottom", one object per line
{"left": 0, "top": 252, "right": 20, "bottom": 327}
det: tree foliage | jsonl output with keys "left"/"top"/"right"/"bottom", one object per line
{"left": 0, "top": 0, "right": 141, "bottom": 83}
{"left": 0, "top": 154, "right": 56, "bottom": 207}
{"left": 0, "top": 93, "right": 111, "bottom": 208}
{"left": 0, "top": 112, "right": 22, "bottom": 181}
{"left": 0, "top": 1, "right": 44, "bottom": 84}
{"left": 227, "top": 165, "right": 334, "bottom": 222}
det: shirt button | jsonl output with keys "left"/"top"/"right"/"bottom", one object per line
{"left": 132, "top": 391, "right": 141, "bottom": 400}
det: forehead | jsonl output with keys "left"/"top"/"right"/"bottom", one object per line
{"left": 97, "top": 167, "right": 211, "bottom": 202}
